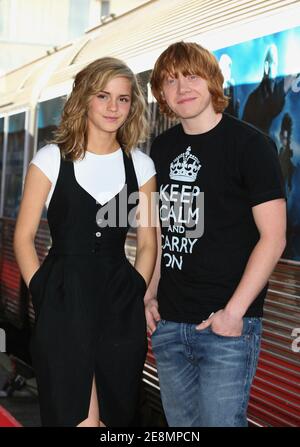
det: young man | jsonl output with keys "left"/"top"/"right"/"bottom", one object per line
{"left": 145, "top": 42, "right": 286, "bottom": 427}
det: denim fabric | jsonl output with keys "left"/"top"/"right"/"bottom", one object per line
{"left": 151, "top": 317, "right": 262, "bottom": 427}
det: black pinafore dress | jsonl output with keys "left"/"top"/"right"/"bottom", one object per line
{"left": 29, "top": 148, "right": 147, "bottom": 427}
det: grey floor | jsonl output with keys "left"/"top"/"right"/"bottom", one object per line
{"left": 0, "top": 353, "right": 41, "bottom": 427}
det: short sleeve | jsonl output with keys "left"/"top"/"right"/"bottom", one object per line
{"left": 30, "top": 144, "right": 60, "bottom": 184}
{"left": 240, "top": 133, "right": 286, "bottom": 207}
{"left": 131, "top": 148, "right": 156, "bottom": 187}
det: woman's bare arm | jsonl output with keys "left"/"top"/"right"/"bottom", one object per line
{"left": 134, "top": 175, "right": 157, "bottom": 286}
{"left": 14, "top": 164, "right": 51, "bottom": 287}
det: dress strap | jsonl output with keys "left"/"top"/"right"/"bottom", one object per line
{"left": 121, "top": 148, "right": 139, "bottom": 193}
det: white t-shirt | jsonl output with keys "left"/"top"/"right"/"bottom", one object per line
{"left": 30, "top": 144, "right": 156, "bottom": 208}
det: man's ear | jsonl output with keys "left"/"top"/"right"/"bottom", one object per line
{"left": 160, "top": 90, "right": 165, "bottom": 100}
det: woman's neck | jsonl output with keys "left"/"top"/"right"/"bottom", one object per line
{"left": 87, "top": 129, "right": 120, "bottom": 155}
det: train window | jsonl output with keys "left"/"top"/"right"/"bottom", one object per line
{"left": 36, "top": 96, "right": 67, "bottom": 150}
{"left": 3, "top": 112, "right": 26, "bottom": 218}
{"left": 137, "top": 70, "right": 176, "bottom": 148}
{"left": 101, "top": 1, "right": 110, "bottom": 17}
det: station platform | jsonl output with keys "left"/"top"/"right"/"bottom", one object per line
{"left": 0, "top": 353, "right": 41, "bottom": 427}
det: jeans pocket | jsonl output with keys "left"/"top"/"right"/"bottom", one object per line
{"left": 210, "top": 319, "right": 245, "bottom": 339}
{"left": 150, "top": 319, "right": 164, "bottom": 337}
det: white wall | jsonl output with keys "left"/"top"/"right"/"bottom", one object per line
{"left": 0, "top": 0, "right": 91, "bottom": 73}
{"left": 88, "top": 0, "right": 147, "bottom": 28}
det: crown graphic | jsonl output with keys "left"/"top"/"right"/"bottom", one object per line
{"left": 169, "top": 146, "right": 201, "bottom": 182}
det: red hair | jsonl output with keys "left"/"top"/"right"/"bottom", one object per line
{"left": 150, "top": 42, "right": 228, "bottom": 118}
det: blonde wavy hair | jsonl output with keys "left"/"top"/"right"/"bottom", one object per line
{"left": 150, "top": 42, "right": 229, "bottom": 118}
{"left": 52, "top": 57, "right": 149, "bottom": 159}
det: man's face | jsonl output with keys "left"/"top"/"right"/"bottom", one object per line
{"left": 280, "top": 129, "right": 289, "bottom": 147}
{"left": 265, "top": 59, "right": 278, "bottom": 80}
{"left": 161, "top": 72, "right": 213, "bottom": 120}
{"left": 264, "top": 46, "right": 278, "bottom": 80}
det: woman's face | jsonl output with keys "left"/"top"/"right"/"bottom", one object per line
{"left": 87, "top": 76, "right": 132, "bottom": 136}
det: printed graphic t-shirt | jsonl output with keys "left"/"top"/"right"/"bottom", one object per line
{"left": 150, "top": 113, "right": 285, "bottom": 324}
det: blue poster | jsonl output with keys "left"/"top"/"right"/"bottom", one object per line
{"left": 214, "top": 26, "right": 300, "bottom": 261}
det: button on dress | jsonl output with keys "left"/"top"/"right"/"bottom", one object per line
{"left": 28, "top": 148, "right": 147, "bottom": 426}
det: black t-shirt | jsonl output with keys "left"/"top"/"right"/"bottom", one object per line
{"left": 150, "top": 113, "right": 285, "bottom": 324}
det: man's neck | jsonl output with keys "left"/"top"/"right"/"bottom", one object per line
{"left": 181, "top": 111, "right": 223, "bottom": 135}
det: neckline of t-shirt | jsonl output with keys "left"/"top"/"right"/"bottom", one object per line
{"left": 179, "top": 114, "right": 226, "bottom": 138}
{"left": 85, "top": 147, "right": 122, "bottom": 158}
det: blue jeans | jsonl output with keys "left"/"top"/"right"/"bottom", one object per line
{"left": 151, "top": 317, "right": 262, "bottom": 427}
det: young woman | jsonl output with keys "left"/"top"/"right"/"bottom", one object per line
{"left": 14, "top": 57, "right": 157, "bottom": 427}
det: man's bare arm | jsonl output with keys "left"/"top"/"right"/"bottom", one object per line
{"left": 144, "top": 222, "right": 162, "bottom": 333}
{"left": 197, "top": 198, "right": 286, "bottom": 335}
